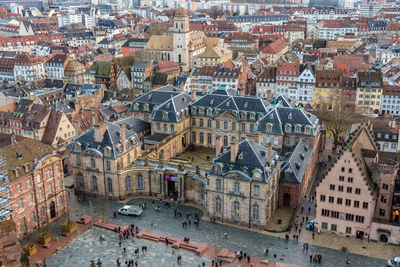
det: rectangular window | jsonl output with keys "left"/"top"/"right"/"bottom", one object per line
{"left": 254, "top": 185, "right": 260, "bottom": 196}
{"left": 192, "top": 132, "right": 196, "bottom": 143}
{"left": 321, "top": 209, "right": 330, "bottom": 217}
{"left": 382, "top": 183, "right": 388, "bottom": 190}
{"left": 346, "top": 187, "right": 352, "bottom": 193}
{"left": 207, "top": 133, "right": 212, "bottom": 145}
{"left": 216, "top": 121, "right": 220, "bottom": 129}
{"left": 27, "top": 179, "right": 31, "bottom": 188}
{"left": 31, "top": 211, "right": 35, "bottom": 222}
{"left": 207, "top": 119, "right": 212, "bottom": 128}
{"left": 19, "top": 198, "right": 24, "bottom": 209}
{"left": 192, "top": 118, "right": 196, "bottom": 126}
{"left": 341, "top": 167, "right": 345, "bottom": 172}
{"left": 328, "top": 196, "right": 334, "bottom": 203}
{"left": 355, "top": 188, "right": 361, "bottom": 194}
{"left": 354, "top": 200, "right": 359, "bottom": 208}
{"left": 106, "top": 160, "right": 111, "bottom": 171}
{"left": 199, "top": 132, "right": 204, "bottom": 144}
{"left": 322, "top": 222, "right": 328, "bottom": 229}
{"left": 329, "top": 184, "right": 335, "bottom": 190}
{"left": 331, "top": 224, "right": 337, "bottom": 231}
{"left": 234, "top": 182, "right": 240, "bottom": 194}
{"left": 339, "top": 176, "right": 344, "bottom": 181}
{"left": 355, "top": 215, "right": 364, "bottom": 223}
{"left": 363, "top": 202, "right": 368, "bottom": 209}
{"left": 381, "top": 196, "right": 387, "bottom": 203}
{"left": 320, "top": 195, "right": 326, "bottom": 202}
{"left": 338, "top": 185, "right": 343, "bottom": 192}
{"left": 241, "top": 123, "right": 245, "bottom": 132}
{"left": 337, "top": 198, "right": 342, "bottom": 205}
{"left": 223, "top": 121, "right": 227, "bottom": 130}
{"left": 216, "top": 178, "right": 221, "bottom": 191}
{"left": 39, "top": 188, "right": 43, "bottom": 199}
{"left": 331, "top": 211, "right": 339, "bottom": 218}
{"left": 346, "top": 227, "right": 352, "bottom": 234}
{"left": 200, "top": 119, "right": 204, "bottom": 127}
{"left": 232, "top": 122, "right": 236, "bottom": 131}
{"left": 348, "top": 168, "right": 352, "bottom": 173}
{"left": 348, "top": 177, "right": 353, "bottom": 183}
{"left": 345, "top": 213, "right": 354, "bottom": 221}
{"left": 345, "top": 199, "right": 351, "bottom": 206}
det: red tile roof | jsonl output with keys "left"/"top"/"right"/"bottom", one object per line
{"left": 383, "top": 85, "right": 400, "bottom": 96}
{"left": 262, "top": 37, "right": 288, "bottom": 54}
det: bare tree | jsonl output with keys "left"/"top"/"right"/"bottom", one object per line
{"left": 314, "top": 108, "right": 363, "bottom": 145}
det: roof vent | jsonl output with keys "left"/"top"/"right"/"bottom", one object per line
{"left": 295, "top": 163, "right": 300, "bottom": 169}
{"left": 260, "top": 150, "right": 266, "bottom": 156}
{"left": 244, "top": 101, "right": 248, "bottom": 108}
{"left": 304, "top": 146, "right": 308, "bottom": 152}
{"left": 300, "top": 153, "right": 304, "bottom": 160}
{"left": 288, "top": 112, "right": 292, "bottom": 120}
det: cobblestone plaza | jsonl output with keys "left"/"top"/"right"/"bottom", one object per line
{"left": 64, "top": 197, "right": 388, "bottom": 267}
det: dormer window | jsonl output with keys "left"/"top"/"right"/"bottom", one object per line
{"left": 305, "top": 126, "right": 311, "bottom": 134}
{"left": 191, "top": 107, "right": 196, "bottom": 114}
{"left": 250, "top": 113, "right": 255, "bottom": 120}
{"left": 241, "top": 113, "right": 246, "bottom": 120}
{"left": 144, "top": 104, "right": 149, "bottom": 111}
{"left": 199, "top": 107, "right": 204, "bottom": 115}
{"left": 288, "top": 113, "right": 292, "bottom": 120}
{"left": 162, "top": 112, "right": 169, "bottom": 120}
{"left": 207, "top": 108, "right": 212, "bottom": 116}
{"left": 74, "top": 142, "right": 81, "bottom": 152}
{"left": 104, "top": 146, "right": 112, "bottom": 156}
{"left": 285, "top": 124, "right": 292, "bottom": 133}
{"left": 295, "top": 125, "right": 301, "bottom": 133}
{"left": 266, "top": 124, "right": 273, "bottom": 132}
{"left": 269, "top": 113, "right": 274, "bottom": 119}
{"left": 134, "top": 103, "right": 139, "bottom": 111}
{"left": 238, "top": 151, "right": 244, "bottom": 160}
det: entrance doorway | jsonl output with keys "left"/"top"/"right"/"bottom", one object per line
{"left": 50, "top": 201, "right": 56, "bottom": 219}
{"left": 283, "top": 193, "right": 291, "bottom": 207}
{"left": 379, "top": 234, "right": 388, "bottom": 243}
{"left": 167, "top": 180, "right": 178, "bottom": 200}
{"left": 356, "top": 230, "right": 364, "bottom": 239}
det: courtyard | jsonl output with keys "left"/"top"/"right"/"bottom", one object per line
{"left": 66, "top": 196, "right": 388, "bottom": 267}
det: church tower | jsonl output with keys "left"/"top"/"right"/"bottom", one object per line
{"left": 173, "top": 8, "right": 190, "bottom": 72}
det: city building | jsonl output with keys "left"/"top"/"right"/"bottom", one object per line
{"left": 296, "top": 64, "right": 315, "bottom": 108}
{"left": 314, "top": 70, "right": 342, "bottom": 111}
{"left": 13, "top": 53, "right": 45, "bottom": 83}
{"left": 131, "top": 61, "right": 154, "bottom": 92}
{"left": 381, "top": 85, "right": 400, "bottom": 115}
{"left": 0, "top": 139, "right": 67, "bottom": 239}
{"left": 207, "top": 139, "right": 280, "bottom": 227}
{"left": 256, "top": 67, "right": 276, "bottom": 99}
{"left": 190, "top": 88, "right": 268, "bottom": 149}
{"left": 121, "top": 38, "right": 149, "bottom": 57}
{"left": 261, "top": 38, "right": 288, "bottom": 63}
{"left": 276, "top": 62, "right": 299, "bottom": 101}
{"left": 315, "top": 122, "right": 400, "bottom": 242}
{"left": 373, "top": 120, "right": 399, "bottom": 152}
{"left": 45, "top": 54, "right": 68, "bottom": 81}
{"left": 355, "top": 71, "right": 383, "bottom": 114}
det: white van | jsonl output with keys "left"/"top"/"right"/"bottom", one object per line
{"left": 118, "top": 205, "right": 143, "bottom": 216}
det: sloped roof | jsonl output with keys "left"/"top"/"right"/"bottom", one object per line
{"left": 145, "top": 36, "right": 173, "bottom": 51}
{"left": 280, "top": 139, "right": 313, "bottom": 183}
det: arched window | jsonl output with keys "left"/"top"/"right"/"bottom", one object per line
{"left": 252, "top": 203, "right": 259, "bottom": 221}
{"left": 216, "top": 197, "right": 221, "bottom": 213}
{"left": 92, "top": 176, "right": 98, "bottom": 191}
{"left": 126, "top": 176, "right": 132, "bottom": 191}
{"left": 77, "top": 173, "right": 84, "bottom": 188}
{"left": 137, "top": 174, "right": 143, "bottom": 190}
{"left": 233, "top": 201, "right": 240, "bottom": 218}
{"left": 107, "top": 178, "right": 113, "bottom": 194}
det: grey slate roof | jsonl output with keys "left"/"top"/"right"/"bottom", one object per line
{"left": 116, "top": 116, "right": 150, "bottom": 133}
{"left": 280, "top": 139, "right": 314, "bottom": 183}
{"left": 191, "top": 89, "right": 268, "bottom": 121}
{"left": 211, "top": 139, "right": 278, "bottom": 183}
{"left": 70, "top": 122, "right": 140, "bottom": 159}
{"left": 257, "top": 106, "right": 319, "bottom": 136}
{"left": 151, "top": 93, "right": 191, "bottom": 123}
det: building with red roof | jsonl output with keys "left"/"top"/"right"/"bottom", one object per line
{"left": 261, "top": 37, "right": 288, "bottom": 63}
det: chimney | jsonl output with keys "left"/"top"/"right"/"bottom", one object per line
{"left": 92, "top": 112, "right": 96, "bottom": 126}
{"left": 180, "top": 82, "right": 185, "bottom": 92}
{"left": 73, "top": 120, "right": 80, "bottom": 136}
{"left": 230, "top": 140, "right": 239, "bottom": 162}
{"left": 266, "top": 90, "right": 272, "bottom": 101}
{"left": 191, "top": 90, "right": 197, "bottom": 101}
{"left": 215, "top": 136, "right": 223, "bottom": 157}
{"left": 121, "top": 123, "right": 126, "bottom": 152}
{"left": 94, "top": 122, "right": 107, "bottom": 142}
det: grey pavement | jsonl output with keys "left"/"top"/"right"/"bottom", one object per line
{"left": 47, "top": 227, "right": 211, "bottom": 267}
{"left": 66, "top": 196, "right": 387, "bottom": 267}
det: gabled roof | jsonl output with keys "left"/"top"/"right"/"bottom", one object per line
{"left": 280, "top": 139, "right": 314, "bottom": 183}
{"left": 151, "top": 93, "right": 191, "bottom": 122}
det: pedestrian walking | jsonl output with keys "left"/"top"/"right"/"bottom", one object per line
{"left": 247, "top": 256, "right": 250, "bottom": 263}
{"left": 264, "top": 248, "right": 268, "bottom": 256}
{"left": 309, "top": 255, "right": 312, "bottom": 262}
{"left": 308, "top": 207, "right": 311, "bottom": 213}
{"left": 299, "top": 229, "right": 301, "bottom": 235}
{"left": 312, "top": 232, "right": 315, "bottom": 239}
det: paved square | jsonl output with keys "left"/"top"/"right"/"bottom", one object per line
{"left": 47, "top": 227, "right": 211, "bottom": 267}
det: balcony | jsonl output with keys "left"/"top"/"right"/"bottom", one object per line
{"left": 228, "top": 191, "right": 245, "bottom": 197}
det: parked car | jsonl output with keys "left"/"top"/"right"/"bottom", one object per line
{"left": 388, "top": 257, "right": 400, "bottom": 267}
{"left": 118, "top": 205, "right": 143, "bottom": 216}
{"left": 306, "top": 220, "right": 315, "bottom": 230}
